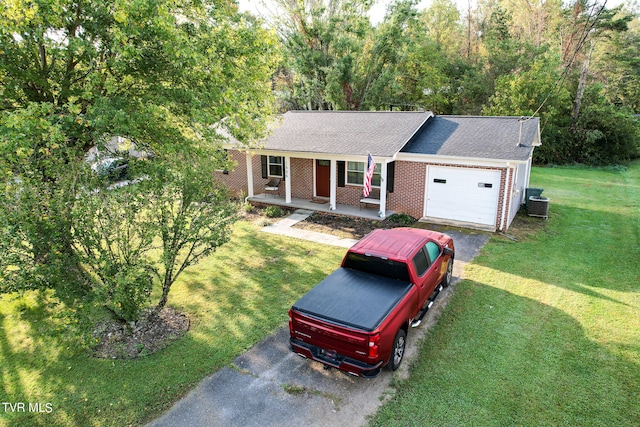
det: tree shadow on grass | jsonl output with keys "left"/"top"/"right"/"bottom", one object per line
{"left": 481, "top": 205, "right": 639, "bottom": 300}
{"left": 178, "top": 229, "right": 343, "bottom": 344}
{"left": 375, "top": 280, "right": 640, "bottom": 426}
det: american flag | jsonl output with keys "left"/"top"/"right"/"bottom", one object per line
{"left": 363, "top": 153, "right": 376, "bottom": 198}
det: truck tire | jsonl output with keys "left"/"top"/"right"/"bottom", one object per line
{"left": 443, "top": 258, "right": 453, "bottom": 288}
{"left": 390, "top": 329, "right": 406, "bottom": 371}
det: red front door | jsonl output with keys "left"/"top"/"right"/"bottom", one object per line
{"left": 316, "top": 159, "right": 330, "bottom": 198}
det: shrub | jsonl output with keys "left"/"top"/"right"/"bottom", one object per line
{"left": 387, "top": 213, "right": 416, "bottom": 226}
{"left": 241, "top": 202, "right": 255, "bottom": 213}
{"left": 264, "top": 205, "right": 284, "bottom": 218}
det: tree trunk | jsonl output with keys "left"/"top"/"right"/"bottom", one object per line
{"left": 572, "top": 42, "right": 594, "bottom": 126}
{"left": 152, "top": 276, "right": 172, "bottom": 317}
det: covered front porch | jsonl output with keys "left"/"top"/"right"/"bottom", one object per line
{"left": 248, "top": 193, "right": 394, "bottom": 220}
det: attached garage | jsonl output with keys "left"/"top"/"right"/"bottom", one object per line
{"left": 424, "top": 166, "right": 501, "bottom": 226}
{"left": 397, "top": 115, "right": 541, "bottom": 231}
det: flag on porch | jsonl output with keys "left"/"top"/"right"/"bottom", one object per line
{"left": 363, "top": 153, "right": 375, "bottom": 198}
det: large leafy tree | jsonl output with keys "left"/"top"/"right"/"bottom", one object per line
{"left": 0, "top": 0, "right": 278, "bottom": 321}
{"left": 273, "top": 0, "right": 373, "bottom": 110}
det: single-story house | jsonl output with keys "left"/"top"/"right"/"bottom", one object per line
{"left": 216, "top": 111, "right": 540, "bottom": 231}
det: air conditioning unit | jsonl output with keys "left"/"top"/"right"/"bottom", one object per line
{"left": 528, "top": 196, "right": 550, "bottom": 219}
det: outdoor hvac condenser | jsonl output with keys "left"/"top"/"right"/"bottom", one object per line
{"left": 528, "top": 196, "right": 550, "bottom": 219}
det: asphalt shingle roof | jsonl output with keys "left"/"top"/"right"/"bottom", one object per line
{"left": 401, "top": 115, "right": 539, "bottom": 161}
{"left": 261, "top": 110, "right": 433, "bottom": 157}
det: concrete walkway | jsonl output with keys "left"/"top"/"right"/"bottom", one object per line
{"left": 261, "top": 209, "right": 359, "bottom": 248}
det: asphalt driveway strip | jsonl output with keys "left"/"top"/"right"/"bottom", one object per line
{"left": 147, "top": 227, "right": 490, "bottom": 427}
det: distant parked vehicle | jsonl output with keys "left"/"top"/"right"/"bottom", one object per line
{"left": 91, "top": 157, "right": 128, "bottom": 182}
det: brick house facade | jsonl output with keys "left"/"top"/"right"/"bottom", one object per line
{"left": 216, "top": 112, "right": 540, "bottom": 232}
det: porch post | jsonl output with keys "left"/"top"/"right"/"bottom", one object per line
{"left": 284, "top": 155, "right": 292, "bottom": 203}
{"left": 245, "top": 151, "right": 254, "bottom": 197}
{"left": 379, "top": 160, "right": 387, "bottom": 219}
{"left": 329, "top": 159, "right": 337, "bottom": 211}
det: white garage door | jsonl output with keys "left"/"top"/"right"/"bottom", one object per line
{"left": 425, "top": 167, "right": 501, "bottom": 226}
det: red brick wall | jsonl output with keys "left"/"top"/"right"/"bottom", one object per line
{"left": 388, "top": 161, "right": 511, "bottom": 227}
{"left": 387, "top": 161, "right": 427, "bottom": 219}
{"left": 498, "top": 167, "right": 515, "bottom": 231}
{"left": 215, "top": 151, "right": 513, "bottom": 229}
{"left": 213, "top": 150, "right": 248, "bottom": 196}
{"left": 290, "top": 158, "right": 314, "bottom": 199}
{"left": 213, "top": 151, "right": 278, "bottom": 196}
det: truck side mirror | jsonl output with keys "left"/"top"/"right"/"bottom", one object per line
{"left": 443, "top": 247, "right": 454, "bottom": 257}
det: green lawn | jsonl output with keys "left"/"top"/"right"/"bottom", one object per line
{"left": 0, "top": 221, "right": 344, "bottom": 426}
{"left": 368, "top": 163, "right": 640, "bottom": 426}
{"left": 2, "top": 165, "right": 639, "bottom": 427}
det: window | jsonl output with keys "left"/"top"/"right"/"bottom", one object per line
{"left": 344, "top": 253, "right": 410, "bottom": 282}
{"left": 425, "top": 241, "right": 441, "bottom": 264}
{"left": 413, "top": 242, "right": 442, "bottom": 277}
{"left": 412, "top": 249, "right": 430, "bottom": 277}
{"left": 268, "top": 156, "right": 284, "bottom": 177}
{"left": 347, "top": 161, "right": 381, "bottom": 186}
{"left": 215, "top": 149, "right": 229, "bottom": 174}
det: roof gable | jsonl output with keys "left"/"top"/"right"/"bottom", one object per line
{"left": 400, "top": 116, "right": 540, "bottom": 161}
{"left": 261, "top": 111, "right": 433, "bottom": 157}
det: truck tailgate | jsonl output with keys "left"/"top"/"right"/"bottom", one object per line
{"left": 292, "top": 268, "right": 413, "bottom": 332}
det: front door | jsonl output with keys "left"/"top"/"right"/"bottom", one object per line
{"left": 316, "top": 159, "right": 330, "bottom": 198}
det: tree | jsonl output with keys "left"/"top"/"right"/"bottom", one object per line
{"left": 484, "top": 53, "right": 574, "bottom": 163}
{"left": 593, "top": 13, "right": 640, "bottom": 111}
{"left": 272, "top": 0, "right": 373, "bottom": 110}
{"left": 73, "top": 153, "right": 239, "bottom": 321}
{"left": 273, "top": 0, "right": 424, "bottom": 111}
{"left": 0, "top": 0, "right": 278, "bottom": 322}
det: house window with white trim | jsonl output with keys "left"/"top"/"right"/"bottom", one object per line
{"left": 269, "top": 156, "right": 284, "bottom": 177}
{"left": 347, "top": 161, "right": 381, "bottom": 186}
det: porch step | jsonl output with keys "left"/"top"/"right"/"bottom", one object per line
{"left": 272, "top": 210, "right": 313, "bottom": 227}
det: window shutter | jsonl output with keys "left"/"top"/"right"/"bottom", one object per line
{"left": 386, "top": 162, "right": 395, "bottom": 193}
{"left": 337, "top": 161, "right": 345, "bottom": 187}
{"left": 261, "top": 155, "right": 267, "bottom": 179}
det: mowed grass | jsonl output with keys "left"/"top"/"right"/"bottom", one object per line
{"left": 0, "top": 221, "right": 344, "bottom": 427}
{"left": 369, "top": 163, "right": 640, "bottom": 426}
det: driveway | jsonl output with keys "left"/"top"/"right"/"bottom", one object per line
{"left": 148, "top": 227, "right": 489, "bottom": 427}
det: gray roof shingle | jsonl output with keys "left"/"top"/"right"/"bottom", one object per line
{"left": 261, "top": 110, "right": 433, "bottom": 157}
{"left": 400, "top": 115, "right": 539, "bottom": 161}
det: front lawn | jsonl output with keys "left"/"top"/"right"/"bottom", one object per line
{"left": 0, "top": 221, "right": 344, "bottom": 426}
{"left": 368, "top": 163, "right": 640, "bottom": 426}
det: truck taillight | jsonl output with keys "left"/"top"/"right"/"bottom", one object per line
{"left": 368, "top": 333, "right": 380, "bottom": 358}
{"left": 288, "top": 309, "right": 294, "bottom": 335}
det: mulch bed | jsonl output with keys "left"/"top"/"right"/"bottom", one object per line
{"left": 293, "top": 212, "right": 413, "bottom": 240}
{"left": 92, "top": 307, "right": 190, "bottom": 359}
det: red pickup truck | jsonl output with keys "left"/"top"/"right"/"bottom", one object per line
{"left": 289, "top": 227, "right": 455, "bottom": 378}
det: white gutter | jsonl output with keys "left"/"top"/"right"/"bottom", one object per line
{"left": 396, "top": 152, "right": 528, "bottom": 168}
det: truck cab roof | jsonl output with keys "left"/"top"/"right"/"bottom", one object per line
{"left": 348, "top": 228, "right": 451, "bottom": 262}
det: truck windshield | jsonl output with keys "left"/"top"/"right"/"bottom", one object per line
{"left": 343, "top": 253, "right": 411, "bottom": 282}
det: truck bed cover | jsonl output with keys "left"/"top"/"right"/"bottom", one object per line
{"left": 292, "top": 268, "right": 413, "bottom": 332}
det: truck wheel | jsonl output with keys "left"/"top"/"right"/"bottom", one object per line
{"left": 443, "top": 258, "right": 453, "bottom": 288}
{"left": 390, "top": 329, "right": 406, "bottom": 371}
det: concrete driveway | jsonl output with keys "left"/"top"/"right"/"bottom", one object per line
{"left": 148, "top": 228, "right": 490, "bottom": 427}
